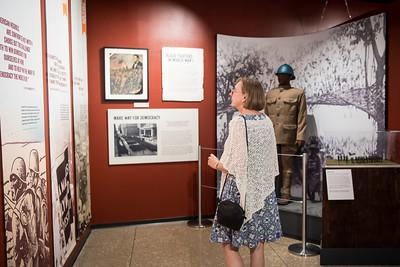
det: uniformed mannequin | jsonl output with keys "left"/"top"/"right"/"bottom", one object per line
{"left": 264, "top": 64, "right": 307, "bottom": 205}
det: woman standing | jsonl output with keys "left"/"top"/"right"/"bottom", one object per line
{"left": 208, "top": 77, "right": 281, "bottom": 267}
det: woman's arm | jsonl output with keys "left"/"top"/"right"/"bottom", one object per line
{"left": 208, "top": 153, "right": 228, "bottom": 174}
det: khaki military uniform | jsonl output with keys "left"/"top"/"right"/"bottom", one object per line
{"left": 264, "top": 85, "right": 307, "bottom": 199}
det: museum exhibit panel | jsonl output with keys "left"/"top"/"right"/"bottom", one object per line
{"left": 216, "top": 12, "right": 387, "bottom": 244}
{"left": 1, "top": 0, "right": 91, "bottom": 266}
{"left": 1, "top": 0, "right": 400, "bottom": 266}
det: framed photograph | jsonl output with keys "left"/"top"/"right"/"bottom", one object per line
{"left": 104, "top": 47, "right": 148, "bottom": 101}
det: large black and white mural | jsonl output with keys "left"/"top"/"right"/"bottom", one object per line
{"left": 217, "top": 13, "right": 386, "bottom": 200}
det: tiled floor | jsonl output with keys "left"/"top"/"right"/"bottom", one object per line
{"left": 72, "top": 221, "right": 392, "bottom": 267}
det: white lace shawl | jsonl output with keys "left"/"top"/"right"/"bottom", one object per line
{"left": 219, "top": 114, "right": 279, "bottom": 225}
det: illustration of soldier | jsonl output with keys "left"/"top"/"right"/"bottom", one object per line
{"left": 5, "top": 157, "right": 38, "bottom": 266}
{"left": 77, "top": 160, "right": 89, "bottom": 230}
{"left": 75, "top": 140, "right": 90, "bottom": 233}
{"left": 27, "top": 149, "right": 50, "bottom": 266}
{"left": 4, "top": 149, "right": 51, "bottom": 267}
{"left": 56, "top": 148, "right": 74, "bottom": 247}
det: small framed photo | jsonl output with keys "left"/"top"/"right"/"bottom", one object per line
{"left": 104, "top": 47, "right": 148, "bottom": 101}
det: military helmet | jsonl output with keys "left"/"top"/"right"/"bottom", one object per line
{"left": 10, "top": 157, "right": 27, "bottom": 183}
{"left": 275, "top": 64, "right": 295, "bottom": 80}
{"left": 29, "top": 149, "right": 40, "bottom": 174}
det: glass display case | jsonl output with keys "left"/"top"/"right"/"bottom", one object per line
{"left": 320, "top": 130, "right": 400, "bottom": 167}
{"left": 275, "top": 131, "right": 400, "bottom": 244}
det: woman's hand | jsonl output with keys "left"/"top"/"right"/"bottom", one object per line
{"left": 207, "top": 153, "right": 219, "bottom": 169}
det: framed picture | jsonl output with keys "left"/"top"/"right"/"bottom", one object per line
{"left": 104, "top": 47, "right": 148, "bottom": 101}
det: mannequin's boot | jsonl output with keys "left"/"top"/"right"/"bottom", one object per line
{"left": 278, "top": 171, "right": 292, "bottom": 205}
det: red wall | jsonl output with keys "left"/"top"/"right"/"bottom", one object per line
{"left": 87, "top": 0, "right": 400, "bottom": 225}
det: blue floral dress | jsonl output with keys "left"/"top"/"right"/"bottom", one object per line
{"left": 211, "top": 114, "right": 282, "bottom": 249}
{"left": 210, "top": 176, "right": 282, "bottom": 248}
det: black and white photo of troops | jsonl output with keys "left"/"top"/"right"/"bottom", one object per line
{"left": 4, "top": 149, "right": 50, "bottom": 267}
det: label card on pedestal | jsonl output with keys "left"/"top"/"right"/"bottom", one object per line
{"left": 326, "top": 169, "right": 355, "bottom": 200}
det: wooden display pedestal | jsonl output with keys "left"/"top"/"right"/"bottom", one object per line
{"left": 321, "top": 165, "right": 400, "bottom": 265}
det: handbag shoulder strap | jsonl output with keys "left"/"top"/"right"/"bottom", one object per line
{"left": 240, "top": 115, "right": 248, "bottom": 150}
{"left": 240, "top": 114, "right": 248, "bottom": 210}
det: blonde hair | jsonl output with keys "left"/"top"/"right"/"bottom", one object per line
{"left": 236, "top": 77, "right": 265, "bottom": 110}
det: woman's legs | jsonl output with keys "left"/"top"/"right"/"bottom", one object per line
{"left": 222, "top": 244, "right": 244, "bottom": 267}
{"left": 250, "top": 242, "right": 265, "bottom": 267}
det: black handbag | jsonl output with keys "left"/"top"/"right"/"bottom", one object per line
{"left": 216, "top": 194, "right": 245, "bottom": 231}
{"left": 216, "top": 115, "right": 248, "bottom": 231}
